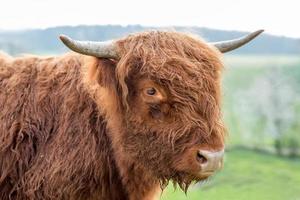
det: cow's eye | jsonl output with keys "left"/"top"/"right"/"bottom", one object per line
{"left": 146, "top": 88, "right": 156, "bottom": 95}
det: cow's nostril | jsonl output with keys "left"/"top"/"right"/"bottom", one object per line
{"left": 197, "top": 152, "right": 208, "bottom": 164}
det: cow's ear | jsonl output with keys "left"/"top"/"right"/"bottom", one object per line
{"left": 96, "top": 58, "right": 117, "bottom": 87}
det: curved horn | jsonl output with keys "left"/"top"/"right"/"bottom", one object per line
{"left": 211, "top": 30, "right": 264, "bottom": 53}
{"left": 59, "top": 35, "right": 119, "bottom": 59}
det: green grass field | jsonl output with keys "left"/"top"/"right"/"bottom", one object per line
{"left": 161, "top": 148, "right": 300, "bottom": 200}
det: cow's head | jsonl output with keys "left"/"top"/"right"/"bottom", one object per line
{"left": 60, "top": 30, "right": 263, "bottom": 190}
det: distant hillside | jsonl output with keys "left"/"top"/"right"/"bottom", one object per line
{"left": 0, "top": 25, "right": 299, "bottom": 55}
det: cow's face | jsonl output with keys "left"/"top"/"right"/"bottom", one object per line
{"left": 113, "top": 31, "right": 225, "bottom": 189}
{"left": 61, "top": 29, "right": 262, "bottom": 190}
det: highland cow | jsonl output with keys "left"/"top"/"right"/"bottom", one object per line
{"left": 0, "top": 30, "right": 263, "bottom": 200}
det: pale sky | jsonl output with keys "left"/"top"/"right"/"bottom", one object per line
{"left": 0, "top": 0, "right": 299, "bottom": 38}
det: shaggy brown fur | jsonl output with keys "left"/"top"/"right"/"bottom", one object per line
{"left": 0, "top": 31, "right": 225, "bottom": 200}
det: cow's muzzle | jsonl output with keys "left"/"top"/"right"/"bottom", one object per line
{"left": 197, "top": 149, "right": 224, "bottom": 175}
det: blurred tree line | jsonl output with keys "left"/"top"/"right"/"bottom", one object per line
{"left": 0, "top": 25, "right": 300, "bottom": 55}
{"left": 226, "top": 63, "right": 300, "bottom": 158}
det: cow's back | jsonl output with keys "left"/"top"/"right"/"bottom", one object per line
{"left": 0, "top": 54, "right": 127, "bottom": 200}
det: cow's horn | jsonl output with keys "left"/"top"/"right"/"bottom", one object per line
{"left": 59, "top": 35, "right": 119, "bottom": 59}
{"left": 211, "top": 30, "right": 264, "bottom": 53}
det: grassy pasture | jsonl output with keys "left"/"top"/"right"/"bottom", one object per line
{"left": 161, "top": 148, "right": 300, "bottom": 200}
